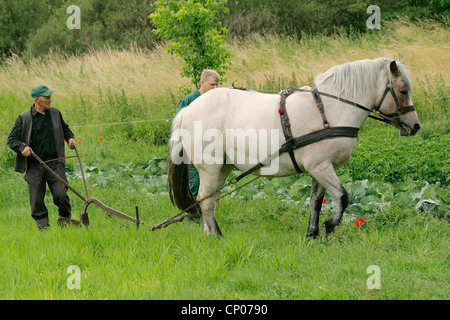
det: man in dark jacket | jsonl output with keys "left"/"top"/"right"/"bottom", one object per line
{"left": 7, "top": 85, "right": 78, "bottom": 230}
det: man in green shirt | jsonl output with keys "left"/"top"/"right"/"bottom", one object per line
{"left": 175, "top": 70, "right": 220, "bottom": 198}
{"left": 7, "top": 85, "right": 78, "bottom": 230}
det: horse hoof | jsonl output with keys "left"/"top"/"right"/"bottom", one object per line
{"left": 324, "top": 220, "right": 338, "bottom": 234}
{"left": 306, "top": 230, "right": 319, "bottom": 238}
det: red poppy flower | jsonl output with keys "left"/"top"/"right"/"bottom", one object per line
{"left": 437, "top": 124, "right": 441, "bottom": 128}
{"left": 355, "top": 217, "right": 365, "bottom": 227}
{"left": 278, "top": 108, "right": 284, "bottom": 114}
{"left": 322, "top": 197, "right": 326, "bottom": 205}
{"left": 77, "top": 141, "right": 81, "bottom": 144}
{"left": 98, "top": 136, "right": 103, "bottom": 140}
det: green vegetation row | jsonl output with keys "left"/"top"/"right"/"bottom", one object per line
{"left": 1, "top": 0, "right": 448, "bottom": 59}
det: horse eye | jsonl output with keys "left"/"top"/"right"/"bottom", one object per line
{"left": 400, "top": 90, "right": 408, "bottom": 95}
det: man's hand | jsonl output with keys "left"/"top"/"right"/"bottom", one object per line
{"left": 68, "top": 138, "right": 76, "bottom": 149}
{"left": 21, "top": 146, "right": 33, "bottom": 157}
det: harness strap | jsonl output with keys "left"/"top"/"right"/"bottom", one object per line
{"left": 284, "top": 126, "right": 359, "bottom": 151}
{"left": 278, "top": 89, "right": 303, "bottom": 173}
{"left": 315, "top": 90, "right": 373, "bottom": 113}
{"left": 376, "top": 86, "right": 416, "bottom": 117}
{"left": 368, "top": 114, "right": 393, "bottom": 124}
{"left": 384, "top": 105, "right": 416, "bottom": 117}
{"left": 312, "top": 86, "right": 330, "bottom": 128}
{"left": 270, "top": 86, "right": 363, "bottom": 178}
{"left": 234, "top": 126, "right": 359, "bottom": 182}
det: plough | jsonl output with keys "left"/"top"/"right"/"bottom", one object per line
{"left": 31, "top": 146, "right": 142, "bottom": 229}
{"left": 31, "top": 145, "right": 255, "bottom": 231}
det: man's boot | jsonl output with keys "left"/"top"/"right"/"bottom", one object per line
{"left": 58, "top": 216, "right": 81, "bottom": 228}
{"left": 36, "top": 217, "right": 50, "bottom": 231}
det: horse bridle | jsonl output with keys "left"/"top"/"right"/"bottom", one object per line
{"left": 375, "top": 84, "right": 416, "bottom": 119}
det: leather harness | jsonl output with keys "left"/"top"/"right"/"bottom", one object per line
{"left": 232, "top": 84, "right": 416, "bottom": 181}
{"left": 277, "top": 86, "right": 360, "bottom": 174}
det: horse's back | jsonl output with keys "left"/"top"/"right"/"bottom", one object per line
{"left": 181, "top": 88, "right": 281, "bottom": 131}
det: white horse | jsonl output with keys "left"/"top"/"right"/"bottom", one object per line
{"left": 168, "top": 58, "right": 420, "bottom": 237}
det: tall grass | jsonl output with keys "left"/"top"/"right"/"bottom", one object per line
{"left": 0, "top": 19, "right": 448, "bottom": 127}
{"left": 0, "top": 44, "right": 182, "bottom": 126}
{"left": 1, "top": 19, "right": 447, "bottom": 172}
{"left": 1, "top": 19, "right": 448, "bottom": 181}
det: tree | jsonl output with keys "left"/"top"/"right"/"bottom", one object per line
{"left": 150, "top": 0, "right": 231, "bottom": 87}
{"left": 0, "top": 0, "right": 62, "bottom": 58}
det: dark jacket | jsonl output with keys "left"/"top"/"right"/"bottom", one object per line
{"left": 7, "top": 106, "right": 74, "bottom": 173}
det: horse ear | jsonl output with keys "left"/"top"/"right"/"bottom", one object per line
{"left": 390, "top": 60, "right": 400, "bottom": 76}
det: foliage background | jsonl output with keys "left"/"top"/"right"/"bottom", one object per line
{"left": 0, "top": 0, "right": 448, "bottom": 59}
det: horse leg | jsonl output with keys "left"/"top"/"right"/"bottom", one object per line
{"left": 201, "top": 194, "right": 222, "bottom": 237}
{"left": 324, "top": 183, "right": 348, "bottom": 235}
{"left": 307, "top": 178, "right": 326, "bottom": 237}
{"left": 198, "top": 164, "right": 233, "bottom": 237}
{"left": 308, "top": 162, "right": 348, "bottom": 235}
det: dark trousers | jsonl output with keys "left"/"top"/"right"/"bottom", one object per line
{"left": 25, "top": 160, "right": 72, "bottom": 221}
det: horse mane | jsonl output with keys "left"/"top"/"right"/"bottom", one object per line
{"left": 314, "top": 58, "right": 412, "bottom": 100}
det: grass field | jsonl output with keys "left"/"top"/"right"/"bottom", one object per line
{"left": 0, "top": 19, "right": 448, "bottom": 300}
{"left": 0, "top": 161, "right": 448, "bottom": 299}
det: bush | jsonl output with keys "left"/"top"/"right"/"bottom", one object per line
{"left": 0, "top": 0, "right": 63, "bottom": 58}
{"left": 150, "top": 0, "right": 231, "bottom": 87}
{"left": 224, "top": 0, "right": 449, "bottom": 37}
{"left": 22, "top": 0, "right": 158, "bottom": 58}
{"left": 1, "top": 0, "right": 447, "bottom": 60}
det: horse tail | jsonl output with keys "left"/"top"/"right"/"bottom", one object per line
{"left": 167, "top": 110, "right": 201, "bottom": 220}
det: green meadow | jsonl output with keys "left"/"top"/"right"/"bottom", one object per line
{"left": 0, "top": 20, "right": 448, "bottom": 299}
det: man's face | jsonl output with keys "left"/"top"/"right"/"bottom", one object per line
{"left": 201, "top": 78, "right": 219, "bottom": 93}
{"left": 35, "top": 96, "right": 52, "bottom": 111}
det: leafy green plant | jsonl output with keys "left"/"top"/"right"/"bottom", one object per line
{"left": 150, "top": 0, "right": 231, "bottom": 87}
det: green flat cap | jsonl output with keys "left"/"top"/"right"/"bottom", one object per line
{"left": 31, "top": 85, "right": 55, "bottom": 98}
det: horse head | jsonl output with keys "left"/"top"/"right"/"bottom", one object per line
{"left": 376, "top": 60, "right": 421, "bottom": 136}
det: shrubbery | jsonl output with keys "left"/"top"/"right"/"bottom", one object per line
{"left": 0, "top": 0, "right": 448, "bottom": 59}
{"left": 0, "top": 0, "right": 157, "bottom": 59}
